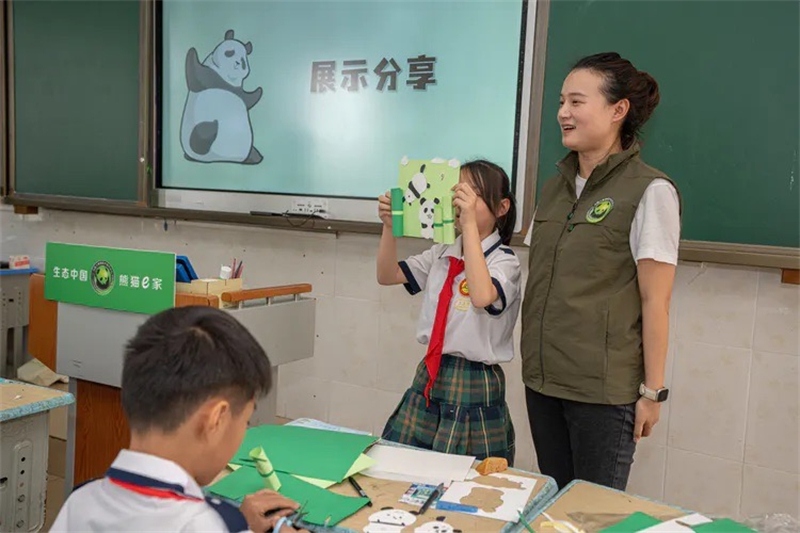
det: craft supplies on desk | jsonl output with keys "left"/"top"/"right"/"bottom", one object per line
{"left": 436, "top": 468, "right": 538, "bottom": 522}
{"left": 207, "top": 424, "right": 378, "bottom": 526}
{"left": 205, "top": 419, "right": 558, "bottom": 532}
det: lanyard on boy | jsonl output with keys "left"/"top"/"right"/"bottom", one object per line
{"left": 423, "top": 256, "right": 465, "bottom": 405}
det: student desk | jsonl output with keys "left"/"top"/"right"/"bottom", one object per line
{"left": 529, "top": 479, "right": 690, "bottom": 532}
{"left": 212, "top": 420, "right": 558, "bottom": 533}
{"left": 0, "top": 378, "right": 74, "bottom": 532}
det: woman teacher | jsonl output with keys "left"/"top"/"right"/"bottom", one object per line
{"left": 521, "top": 52, "right": 681, "bottom": 491}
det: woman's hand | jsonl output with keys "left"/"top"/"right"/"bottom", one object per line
{"left": 452, "top": 182, "right": 479, "bottom": 227}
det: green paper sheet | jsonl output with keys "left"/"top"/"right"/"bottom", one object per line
{"left": 345, "top": 453, "right": 376, "bottom": 477}
{"left": 598, "top": 512, "right": 662, "bottom": 533}
{"left": 208, "top": 465, "right": 368, "bottom": 527}
{"left": 691, "top": 519, "right": 756, "bottom": 533}
{"left": 292, "top": 453, "right": 376, "bottom": 489}
{"left": 230, "top": 424, "right": 378, "bottom": 482}
{"left": 279, "top": 471, "right": 368, "bottom": 526}
{"left": 208, "top": 465, "right": 266, "bottom": 502}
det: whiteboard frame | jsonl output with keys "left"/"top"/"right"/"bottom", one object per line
{"left": 153, "top": 0, "right": 538, "bottom": 233}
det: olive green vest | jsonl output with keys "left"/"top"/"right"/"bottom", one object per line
{"left": 521, "top": 143, "right": 680, "bottom": 405}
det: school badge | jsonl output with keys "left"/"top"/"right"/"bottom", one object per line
{"left": 586, "top": 197, "right": 614, "bottom": 223}
{"left": 458, "top": 279, "right": 469, "bottom": 296}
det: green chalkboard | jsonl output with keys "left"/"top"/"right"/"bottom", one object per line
{"left": 11, "top": 0, "right": 141, "bottom": 201}
{"left": 537, "top": 0, "right": 799, "bottom": 248}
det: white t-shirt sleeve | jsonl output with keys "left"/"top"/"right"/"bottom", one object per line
{"left": 630, "top": 178, "right": 681, "bottom": 265}
{"left": 485, "top": 250, "right": 522, "bottom": 315}
{"left": 523, "top": 213, "right": 535, "bottom": 247}
{"left": 398, "top": 246, "right": 436, "bottom": 295}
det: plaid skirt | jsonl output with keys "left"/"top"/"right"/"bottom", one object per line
{"left": 381, "top": 354, "right": 515, "bottom": 466}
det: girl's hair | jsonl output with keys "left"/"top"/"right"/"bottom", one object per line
{"left": 572, "top": 52, "right": 660, "bottom": 149}
{"left": 460, "top": 160, "right": 517, "bottom": 245}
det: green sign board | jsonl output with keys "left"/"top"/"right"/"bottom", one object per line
{"left": 45, "top": 242, "right": 176, "bottom": 314}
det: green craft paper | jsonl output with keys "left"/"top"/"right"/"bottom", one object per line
{"left": 598, "top": 512, "right": 662, "bottom": 533}
{"left": 250, "top": 446, "right": 281, "bottom": 491}
{"left": 433, "top": 204, "right": 443, "bottom": 243}
{"left": 441, "top": 192, "right": 456, "bottom": 245}
{"left": 279, "top": 471, "right": 368, "bottom": 526}
{"left": 207, "top": 465, "right": 368, "bottom": 527}
{"left": 691, "top": 519, "right": 756, "bottom": 533}
{"left": 391, "top": 188, "right": 404, "bottom": 238}
{"left": 292, "top": 453, "right": 375, "bottom": 489}
{"left": 345, "top": 453, "right": 376, "bottom": 477}
{"left": 230, "top": 424, "right": 378, "bottom": 482}
{"left": 207, "top": 464, "right": 265, "bottom": 502}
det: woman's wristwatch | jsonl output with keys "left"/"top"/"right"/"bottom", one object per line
{"left": 639, "top": 383, "right": 669, "bottom": 402}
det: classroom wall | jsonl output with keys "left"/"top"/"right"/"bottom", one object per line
{"left": 1, "top": 204, "right": 798, "bottom": 521}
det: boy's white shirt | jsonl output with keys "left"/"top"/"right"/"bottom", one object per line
{"left": 50, "top": 449, "right": 253, "bottom": 532}
{"left": 523, "top": 177, "right": 681, "bottom": 265}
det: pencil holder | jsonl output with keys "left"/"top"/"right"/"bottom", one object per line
{"left": 391, "top": 188, "right": 404, "bottom": 238}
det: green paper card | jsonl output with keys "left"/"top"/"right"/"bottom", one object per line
{"left": 599, "top": 512, "right": 662, "bottom": 532}
{"left": 278, "top": 471, "right": 368, "bottom": 526}
{"left": 397, "top": 156, "right": 460, "bottom": 242}
{"left": 230, "top": 424, "right": 378, "bottom": 482}
{"left": 207, "top": 465, "right": 267, "bottom": 502}
{"left": 207, "top": 465, "right": 368, "bottom": 526}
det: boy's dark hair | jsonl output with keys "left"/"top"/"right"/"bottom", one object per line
{"left": 572, "top": 52, "right": 660, "bottom": 149}
{"left": 461, "top": 159, "right": 517, "bottom": 245}
{"left": 121, "top": 306, "right": 272, "bottom": 433}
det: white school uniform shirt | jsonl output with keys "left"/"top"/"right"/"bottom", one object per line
{"left": 50, "top": 449, "right": 251, "bottom": 532}
{"left": 523, "top": 177, "right": 681, "bottom": 265}
{"left": 399, "top": 230, "right": 522, "bottom": 365}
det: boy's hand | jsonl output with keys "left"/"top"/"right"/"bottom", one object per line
{"left": 378, "top": 191, "right": 393, "bottom": 228}
{"left": 453, "top": 182, "right": 479, "bottom": 227}
{"left": 239, "top": 489, "right": 299, "bottom": 532}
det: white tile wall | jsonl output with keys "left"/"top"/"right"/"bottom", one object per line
{"left": 2, "top": 205, "right": 798, "bottom": 520}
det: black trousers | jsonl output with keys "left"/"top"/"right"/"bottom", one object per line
{"left": 525, "top": 387, "right": 637, "bottom": 491}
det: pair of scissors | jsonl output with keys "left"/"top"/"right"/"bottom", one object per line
{"left": 272, "top": 501, "right": 308, "bottom": 532}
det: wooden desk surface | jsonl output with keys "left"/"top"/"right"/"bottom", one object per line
{"left": 213, "top": 460, "right": 554, "bottom": 532}
{"left": 333, "top": 467, "right": 550, "bottom": 532}
{"left": 531, "top": 480, "right": 687, "bottom": 532}
{"left": 0, "top": 380, "right": 74, "bottom": 422}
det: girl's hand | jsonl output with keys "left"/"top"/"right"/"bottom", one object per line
{"left": 377, "top": 190, "right": 393, "bottom": 228}
{"left": 453, "top": 182, "right": 479, "bottom": 227}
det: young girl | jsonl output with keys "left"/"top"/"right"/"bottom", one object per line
{"left": 376, "top": 160, "right": 520, "bottom": 465}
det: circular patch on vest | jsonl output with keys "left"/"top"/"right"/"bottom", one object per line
{"left": 586, "top": 197, "right": 615, "bottom": 223}
{"left": 458, "top": 279, "right": 469, "bottom": 296}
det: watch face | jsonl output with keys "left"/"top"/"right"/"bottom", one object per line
{"left": 657, "top": 388, "right": 670, "bottom": 402}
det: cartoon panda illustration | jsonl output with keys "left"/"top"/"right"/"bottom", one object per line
{"left": 418, "top": 196, "right": 440, "bottom": 239}
{"left": 404, "top": 164, "right": 431, "bottom": 204}
{"left": 415, "top": 517, "right": 461, "bottom": 533}
{"left": 180, "top": 29, "right": 263, "bottom": 165}
{"left": 363, "top": 508, "right": 417, "bottom": 532}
